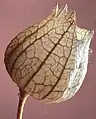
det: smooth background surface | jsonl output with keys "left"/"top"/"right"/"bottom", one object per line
{"left": 0, "top": 0, "right": 96, "bottom": 119}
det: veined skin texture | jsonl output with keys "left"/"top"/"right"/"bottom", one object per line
{"left": 4, "top": 4, "right": 94, "bottom": 103}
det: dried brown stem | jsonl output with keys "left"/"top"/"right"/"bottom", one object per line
{"left": 17, "top": 89, "right": 29, "bottom": 119}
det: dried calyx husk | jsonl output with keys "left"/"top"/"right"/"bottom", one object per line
{"left": 4, "top": 3, "right": 94, "bottom": 109}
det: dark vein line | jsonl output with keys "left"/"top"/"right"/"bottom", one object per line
{"left": 41, "top": 26, "right": 74, "bottom": 99}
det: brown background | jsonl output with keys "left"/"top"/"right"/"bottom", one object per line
{"left": 0, "top": 0, "right": 96, "bottom": 119}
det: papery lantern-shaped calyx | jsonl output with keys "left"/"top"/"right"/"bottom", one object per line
{"left": 4, "top": 4, "right": 94, "bottom": 104}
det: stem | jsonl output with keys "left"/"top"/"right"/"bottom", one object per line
{"left": 17, "top": 89, "right": 29, "bottom": 119}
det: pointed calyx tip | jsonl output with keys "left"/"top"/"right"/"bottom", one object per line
{"left": 56, "top": 3, "right": 59, "bottom": 15}
{"left": 64, "top": 4, "right": 68, "bottom": 12}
